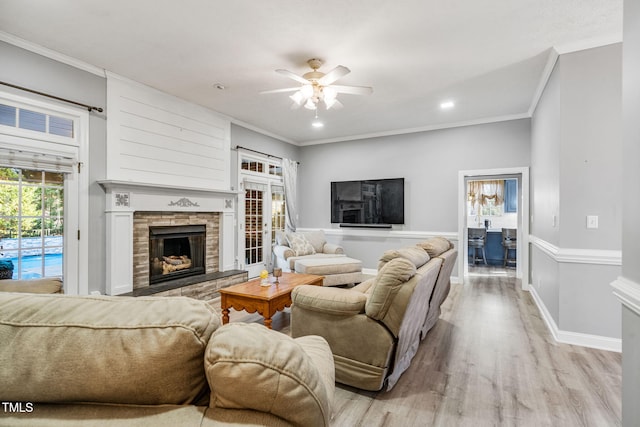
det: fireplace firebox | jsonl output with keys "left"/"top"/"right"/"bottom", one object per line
{"left": 149, "top": 225, "right": 206, "bottom": 284}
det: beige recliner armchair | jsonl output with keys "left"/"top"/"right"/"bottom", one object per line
{"left": 291, "top": 251, "right": 443, "bottom": 391}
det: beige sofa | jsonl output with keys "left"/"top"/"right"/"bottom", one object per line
{"left": 273, "top": 230, "right": 362, "bottom": 286}
{"left": 0, "top": 293, "right": 335, "bottom": 427}
{"left": 0, "top": 277, "right": 63, "bottom": 294}
{"left": 290, "top": 237, "right": 456, "bottom": 391}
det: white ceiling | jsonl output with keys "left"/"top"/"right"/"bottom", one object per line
{"left": 0, "top": 0, "right": 622, "bottom": 145}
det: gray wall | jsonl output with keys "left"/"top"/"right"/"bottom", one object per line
{"left": 298, "top": 119, "right": 531, "bottom": 268}
{"left": 621, "top": 0, "right": 640, "bottom": 423}
{"left": 530, "top": 61, "right": 561, "bottom": 246}
{"left": 0, "top": 41, "right": 108, "bottom": 294}
{"left": 530, "top": 43, "right": 622, "bottom": 339}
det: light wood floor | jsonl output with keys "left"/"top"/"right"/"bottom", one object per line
{"left": 213, "top": 269, "right": 622, "bottom": 426}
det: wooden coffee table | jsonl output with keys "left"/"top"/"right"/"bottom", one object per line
{"left": 218, "top": 272, "right": 324, "bottom": 329}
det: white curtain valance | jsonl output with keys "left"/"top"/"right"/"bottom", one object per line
{"left": 468, "top": 180, "right": 504, "bottom": 207}
{"left": 0, "top": 148, "right": 76, "bottom": 174}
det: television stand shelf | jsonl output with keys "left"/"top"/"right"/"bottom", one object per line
{"left": 339, "top": 223, "right": 393, "bottom": 229}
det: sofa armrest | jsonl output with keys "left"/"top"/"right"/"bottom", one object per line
{"left": 292, "top": 285, "right": 366, "bottom": 316}
{"left": 205, "top": 323, "right": 334, "bottom": 427}
{"left": 322, "top": 242, "right": 345, "bottom": 255}
{"left": 273, "top": 244, "right": 294, "bottom": 260}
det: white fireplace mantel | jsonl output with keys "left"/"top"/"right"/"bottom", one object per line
{"left": 98, "top": 180, "right": 239, "bottom": 295}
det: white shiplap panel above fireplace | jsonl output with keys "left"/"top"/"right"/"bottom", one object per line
{"left": 106, "top": 72, "right": 230, "bottom": 191}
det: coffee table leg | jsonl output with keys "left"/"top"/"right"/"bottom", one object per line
{"left": 264, "top": 316, "right": 272, "bottom": 329}
{"left": 222, "top": 308, "right": 230, "bottom": 325}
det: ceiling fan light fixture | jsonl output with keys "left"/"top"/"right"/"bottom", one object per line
{"left": 325, "top": 97, "right": 337, "bottom": 109}
{"left": 323, "top": 86, "right": 337, "bottom": 101}
{"left": 289, "top": 91, "right": 304, "bottom": 105}
{"left": 300, "top": 84, "right": 314, "bottom": 98}
{"left": 304, "top": 99, "right": 317, "bottom": 110}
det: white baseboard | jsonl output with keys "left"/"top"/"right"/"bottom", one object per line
{"left": 528, "top": 284, "right": 621, "bottom": 353}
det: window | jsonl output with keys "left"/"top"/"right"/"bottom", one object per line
{"left": 244, "top": 188, "right": 264, "bottom": 266}
{"left": 271, "top": 185, "right": 285, "bottom": 244}
{"left": 241, "top": 157, "right": 282, "bottom": 177}
{"left": 0, "top": 103, "right": 74, "bottom": 139}
{"left": 0, "top": 168, "right": 64, "bottom": 279}
{"left": 467, "top": 180, "right": 504, "bottom": 217}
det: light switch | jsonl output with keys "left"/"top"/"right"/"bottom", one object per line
{"left": 586, "top": 215, "right": 599, "bottom": 229}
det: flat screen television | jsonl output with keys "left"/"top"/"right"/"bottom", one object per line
{"left": 331, "top": 178, "right": 404, "bottom": 225}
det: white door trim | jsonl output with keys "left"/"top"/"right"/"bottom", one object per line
{"left": 458, "top": 167, "right": 530, "bottom": 290}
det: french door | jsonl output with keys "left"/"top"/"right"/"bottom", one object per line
{"left": 242, "top": 181, "right": 286, "bottom": 278}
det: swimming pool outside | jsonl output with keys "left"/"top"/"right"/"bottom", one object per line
{"left": 0, "top": 236, "right": 63, "bottom": 279}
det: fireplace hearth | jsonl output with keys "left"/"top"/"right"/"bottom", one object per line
{"left": 149, "top": 225, "right": 206, "bottom": 284}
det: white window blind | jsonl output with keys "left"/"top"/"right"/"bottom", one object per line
{"left": 0, "top": 148, "right": 76, "bottom": 174}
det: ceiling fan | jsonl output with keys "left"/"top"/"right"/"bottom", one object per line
{"left": 261, "top": 58, "right": 373, "bottom": 110}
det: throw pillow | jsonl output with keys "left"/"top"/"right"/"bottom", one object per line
{"left": 302, "top": 230, "right": 327, "bottom": 253}
{"left": 365, "top": 258, "right": 416, "bottom": 321}
{"left": 206, "top": 323, "right": 331, "bottom": 427}
{"left": 417, "top": 237, "right": 452, "bottom": 258}
{"left": 286, "top": 232, "right": 316, "bottom": 256}
{"left": 378, "top": 246, "right": 430, "bottom": 270}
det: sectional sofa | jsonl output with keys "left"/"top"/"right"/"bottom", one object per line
{"left": 0, "top": 293, "right": 335, "bottom": 427}
{"left": 290, "top": 237, "right": 457, "bottom": 391}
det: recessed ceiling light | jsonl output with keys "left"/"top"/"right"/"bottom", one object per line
{"left": 440, "top": 100, "right": 455, "bottom": 109}
{"left": 312, "top": 120, "right": 324, "bottom": 128}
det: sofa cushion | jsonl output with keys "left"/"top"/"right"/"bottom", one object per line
{"left": 365, "top": 258, "right": 416, "bottom": 321}
{"left": 206, "top": 323, "right": 332, "bottom": 427}
{"left": 301, "top": 230, "right": 327, "bottom": 253}
{"left": 292, "top": 285, "right": 367, "bottom": 316}
{"left": 295, "top": 256, "right": 362, "bottom": 275}
{"left": 0, "top": 277, "right": 62, "bottom": 294}
{"left": 378, "top": 246, "right": 430, "bottom": 270}
{"left": 0, "top": 293, "right": 219, "bottom": 406}
{"left": 417, "top": 237, "right": 452, "bottom": 257}
{"left": 286, "top": 232, "right": 316, "bottom": 256}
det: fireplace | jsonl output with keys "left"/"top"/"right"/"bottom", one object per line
{"left": 149, "top": 225, "right": 206, "bottom": 284}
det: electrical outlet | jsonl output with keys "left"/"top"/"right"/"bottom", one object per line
{"left": 586, "top": 215, "right": 599, "bottom": 229}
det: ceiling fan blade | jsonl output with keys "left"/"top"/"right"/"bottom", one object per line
{"left": 260, "top": 87, "right": 300, "bottom": 94}
{"left": 317, "top": 65, "right": 350, "bottom": 86}
{"left": 330, "top": 85, "right": 373, "bottom": 95}
{"left": 276, "top": 69, "right": 310, "bottom": 85}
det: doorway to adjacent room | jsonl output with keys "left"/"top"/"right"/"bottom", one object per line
{"left": 458, "top": 167, "right": 529, "bottom": 290}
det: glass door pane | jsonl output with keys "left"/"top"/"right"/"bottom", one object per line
{"left": 244, "top": 188, "right": 266, "bottom": 277}
{"left": 271, "top": 186, "right": 285, "bottom": 245}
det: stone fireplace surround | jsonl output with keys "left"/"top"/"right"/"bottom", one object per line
{"left": 133, "top": 212, "right": 218, "bottom": 289}
{"left": 99, "top": 180, "right": 242, "bottom": 296}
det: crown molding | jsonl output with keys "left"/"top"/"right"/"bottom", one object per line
{"left": 299, "top": 113, "right": 530, "bottom": 146}
{"left": 229, "top": 118, "right": 298, "bottom": 146}
{"left": 553, "top": 33, "right": 623, "bottom": 55}
{"left": 0, "top": 31, "right": 105, "bottom": 77}
{"left": 527, "top": 36, "right": 623, "bottom": 117}
{"left": 528, "top": 48, "right": 559, "bottom": 117}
